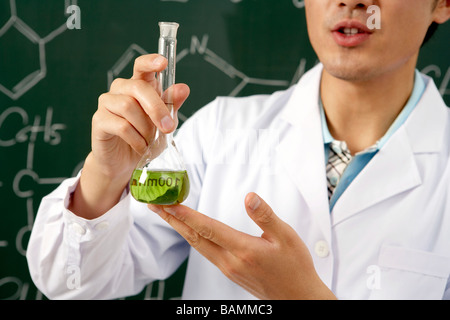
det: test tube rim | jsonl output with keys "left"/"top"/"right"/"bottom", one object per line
{"left": 159, "top": 21, "right": 179, "bottom": 38}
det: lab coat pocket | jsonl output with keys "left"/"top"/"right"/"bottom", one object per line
{"left": 369, "top": 245, "right": 450, "bottom": 300}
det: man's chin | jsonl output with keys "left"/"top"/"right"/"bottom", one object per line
{"left": 321, "top": 61, "right": 379, "bottom": 83}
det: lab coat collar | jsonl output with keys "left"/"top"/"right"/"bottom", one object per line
{"left": 332, "top": 76, "right": 448, "bottom": 224}
{"left": 279, "top": 63, "right": 323, "bottom": 127}
{"left": 277, "top": 64, "right": 449, "bottom": 227}
{"left": 276, "top": 64, "right": 332, "bottom": 243}
{"left": 403, "top": 75, "right": 449, "bottom": 154}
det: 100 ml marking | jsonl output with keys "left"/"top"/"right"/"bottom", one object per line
{"left": 130, "top": 170, "right": 189, "bottom": 205}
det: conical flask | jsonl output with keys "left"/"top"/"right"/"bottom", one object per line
{"left": 130, "top": 22, "right": 189, "bottom": 205}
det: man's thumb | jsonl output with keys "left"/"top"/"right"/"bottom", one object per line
{"left": 245, "top": 192, "right": 281, "bottom": 236}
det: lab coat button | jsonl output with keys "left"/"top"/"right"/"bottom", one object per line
{"left": 314, "top": 240, "right": 329, "bottom": 258}
{"left": 94, "top": 221, "right": 109, "bottom": 231}
{"left": 71, "top": 223, "right": 86, "bottom": 235}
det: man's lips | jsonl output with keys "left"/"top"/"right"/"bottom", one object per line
{"left": 331, "top": 20, "right": 373, "bottom": 47}
{"left": 332, "top": 20, "right": 373, "bottom": 34}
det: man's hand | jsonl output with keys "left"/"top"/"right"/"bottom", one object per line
{"left": 92, "top": 54, "right": 189, "bottom": 180}
{"left": 69, "top": 54, "right": 190, "bottom": 219}
{"left": 148, "top": 192, "right": 336, "bottom": 300}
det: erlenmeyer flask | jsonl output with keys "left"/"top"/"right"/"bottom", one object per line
{"left": 130, "top": 22, "right": 190, "bottom": 205}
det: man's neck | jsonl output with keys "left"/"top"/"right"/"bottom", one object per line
{"left": 320, "top": 61, "right": 417, "bottom": 155}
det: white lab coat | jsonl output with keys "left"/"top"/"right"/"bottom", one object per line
{"left": 27, "top": 64, "right": 450, "bottom": 300}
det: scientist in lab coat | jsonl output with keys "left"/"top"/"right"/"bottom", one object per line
{"left": 27, "top": 0, "right": 450, "bottom": 299}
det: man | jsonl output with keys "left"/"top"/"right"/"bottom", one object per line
{"left": 27, "top": 0, "right": 450, "bottom": 299}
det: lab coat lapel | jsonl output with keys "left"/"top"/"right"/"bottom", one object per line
{"left": 331, "top": 128, "right": 421, "bottom": 224}
{"left": 277, "top": 64, "right": 331, "bottom": 240}
{"left": 331, "top": 77, "right": 448, "bottom": 225}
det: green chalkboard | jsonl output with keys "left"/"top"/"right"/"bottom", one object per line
{"left": 0, "top": 0, "right": 449, "bottom": 300}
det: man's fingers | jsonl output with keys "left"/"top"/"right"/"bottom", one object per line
{"left": 98, "top": 93, "right": 156, "bottom": 147}
{"left": 109, "top": 78, "right": 190, "bottom": 134}
{"left": 131, "top": 54, "right": 190, "bottom": 112}
{"left": 170, "top": 83, "right": 190, "bottom": 114}
{"left": 148, "top": 204, "right": 238, "bottom": 269}
{"left": 92, "top": 108, "right": 148, "bottom": 155}
{"left": 107, "top": 54, "right": 190, "bottom": 136}
{"left": 132, "top": 54, "right": 167, "bottom": 82}
{"left": 149, "top": 204, "right": 253, "bottom": 254}
{"left": 110, "top": 78, "right": 175, "bottom": 133}
{"left": 244, "top": 193, "right": 285, "bottom": 240}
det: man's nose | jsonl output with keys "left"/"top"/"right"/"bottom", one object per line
{"left": 336, "top": 0, "right": 374, "bottom": 10}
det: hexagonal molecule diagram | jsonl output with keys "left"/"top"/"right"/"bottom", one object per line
{"left": 107, "top": 35, "right": 296, "bottom": 122}
{"left": 0, "top": 0, "right": 71, "bottom": 100}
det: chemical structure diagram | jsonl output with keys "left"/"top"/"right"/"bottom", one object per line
{"left": 0, "top": 0, "right": 77, "bottom": 250}
{"left": 2, "top": 0, "right": 446, "bottom": 301}
{"left": 107, "top": 35, "right": 310, "bottom": 122}
{"left": 0, "top": 0, "right": 79, "bottom": 300}
{"left": 0, "top": 0, "right": 77, "bottom": 100}
{"left": 0, "top": 0, "right": 309, "bottom": 300}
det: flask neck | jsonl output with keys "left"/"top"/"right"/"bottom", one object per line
{"left": 164, "top": 100, "right": 175, "bottom": 143}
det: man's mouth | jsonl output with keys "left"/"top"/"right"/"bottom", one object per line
{"left": 331, "top": 20, "right": 373, "bottom": 47}
{"left": 338, "top": 27, "right": 365, "bottom": 35}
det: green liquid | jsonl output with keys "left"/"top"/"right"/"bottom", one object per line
{"left": 130, "top": 170, "right": 189, "bottom": 205}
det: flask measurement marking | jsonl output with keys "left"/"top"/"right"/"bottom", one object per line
{"left": 130, "top": 170, "right": 189, "bottom": 205}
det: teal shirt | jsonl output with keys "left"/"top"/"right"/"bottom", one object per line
{"left": 321, "top": 70, "right": 426, "bottom": 211}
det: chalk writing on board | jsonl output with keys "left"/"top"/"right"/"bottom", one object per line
{"left": 421, "top": 65, "right": 450, "bottom": 98}
{"left": 0, "top": 105, "right": 83, "bottom": 299}
{"left": 107, "top": 35, "right": 305, "bottom": 122}
{"left": 0, "top": 0, "right": 77, "bottom": 100}
{"left": 0, "top": 106, "right": 68, "bottom": 252}
{"left": 1, "top": 0, "right": 447, "bottom": 301}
